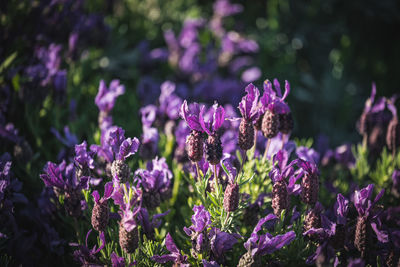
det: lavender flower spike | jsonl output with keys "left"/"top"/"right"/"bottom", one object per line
{"left": 91, "top": 182, "right": 113, "bottom": 232}
{"left": 352, "top": 184, "right": 387, "bottom": 258}
{"left": 71, "top": 230, "right": 106, "bottom": 266}
{"left": 152, "top": 233, "right": 189, "bottom": 266}
{"left": 180, "top": 100, "right": 204, "bottom": 163}
{"left": 238, "top": 83, "right": 260, "bottom": 150}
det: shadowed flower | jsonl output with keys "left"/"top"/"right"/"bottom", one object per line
{"left": 71, "top": 230, "right": 105, "bottom": 266}
{"left": 209, "top": 227, "right": 240, "bottom": 263}
{"left": 137, "top": 208, "right": 170, "bottom": 240}
{"left": 152, "top": 233, "right": 189, "bottom": 266}
{"left": 240, "top": 213, "right": 295, "bottom": 265}
{"left": 91, "top": 182, "right": 113, "bottom": 232}
{"left": 352, "top": 184, "right": 388, "bottom": 258}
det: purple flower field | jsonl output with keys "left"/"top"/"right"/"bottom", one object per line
{"left": 1, "top": 0, "right": 400, "bottom": 266}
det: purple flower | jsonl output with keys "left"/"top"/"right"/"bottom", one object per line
{"left": 260, "top": 79, "right": 291, "bottom": 114}
{"left": 92, "top": 182, "right": 113, "bottom": 205}
{"left": 40, "top": 160, "right": 89, "bottom": 192}
{"left": 137, "top": 208, "right": 170, "bottom": 239}
{"left": 335, "top": 193, "right": 349, "bottom": 225}
{"left": 92, "top": 126, "right": 140, "bottom": 163}
{"left": 136, "top": 157, "right": 173, "bottom": 208}
{"left": 209, "top": 227, "right": 239, "bottom": 262}
{"left": 112, "top": 182, "right": 142, "bottom": 231}
{"left": 191, "top": 205, "right": 211, "bottom": 232}
{"left": 353, "top": 184, "right": 384, "bottom": 217}
{"left": 334, "top": 144, "right": 356, "bottom": 168}
{"left": 296, "top": 146, "right": 320, "bottom": 164}
{"left": 298, "top": 160, "right": 319, "bottom": 179}
{"left": 140, "top": 105, "right": 157, "bottom": 127}
{"left": 95, "top": 80, "right": 125, "bottom": 113}
{"left": 244, "top": 214, "right": 296, "bottom": 257}
{"left": 238, "top": 83, "right": 260, "bottom": 122}
{"left": 352, "top": 184, "right": 388, "bottom": 244}
{"left": 110, "top": 252, "right": 126, "bottom": 267}
{"left": 269, "top": 150, "right": 303, "bottom": 195}
{"left": 71, "top": 230, "right": 105, "bottom": 266}
{"left": 152, "top": 233, "right": 189, "bottom": 266}
{"left": 51, "top": 126, "right": 78, "bottom": 147}
{"left": 199, "top": 103, "right": 225, "bottom": 135}
{"left": 118, "top": 137, "right": 140, "bottom": 161}
{"left": 74, "top": 141, "right": 95, "bottom": 169}
{"left": 180, "top": 100, "right": 204, "bottom": 132}
{"left": 269, "top": 150, "right": 299, "bottom": 184}
{"left": 159, "top": 81, "right": 183, "bottom": 120}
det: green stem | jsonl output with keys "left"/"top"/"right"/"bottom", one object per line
{"left": 195, "top": 161, "right": 201, "bottom": 181}
{"left": 214, "top": 164, "right": 219, "bottom": 197}
{"left": 263, "top": 138, "right": 271, "bottom": 161}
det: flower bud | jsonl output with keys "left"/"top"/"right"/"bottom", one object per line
{"left": 271, "top": 180, "right": 289, "bottom": 216}
{"left": 111, "top": 160, "right": 130, "bottom": 183}
{"left": 223, "top": 183, "right": 239, "bottom": 212}
{"left": 304, "top": 207, "right": 321, "bottom": 237}
{"left": 187, "top": 130, "right": 204, "bottom": 162}
{"left": 261, "top": 109, "right": 280, "bottom": 139}
{"left": 119, "top": 222, "right": 139, "bottom": 254}
{"left": 301, "top": 171, "right": 319, "bottom": 206}
{"left": 91, "top": 200, "right": 109, "bottom": 232}
{"left": 386, "top": 117, "right": 400, "bottom": 156}
{"left": 238, "top": 251, "right": 261, "bottom": 267}
{"left": 354, "top": 216, "right": 371, "bottom": 259}
{"left": 205, "top": 133, "right": 223, "bottom": 165}
{"left": 239, "top": 118, "right": 255, "bottom": 151}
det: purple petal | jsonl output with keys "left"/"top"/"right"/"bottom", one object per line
{"left": 111, "top": 252, "right": 126, "bottom": 267}
{"left": 253, "top": 214, "right": 277, "bottom": 234}
{"left": 273, "top": 79, "right": 282, "bottom": 98}
{"left": 212, "top": 105, "right": 225, "bottom": 132}
{"left": 238, "top": 83, "right": 260, "bottom": 121}
{"left": 370, "top": 222, "right": 388, "bottom": 243}
{"left": 165, "top": 233, "right": 180, "bottom": 254}
{"left": 92, "top": 190, "right": 100, "bottom": 204}
{"left": 199, "top": 106, "right": 211, "bottom": 135}
{"left": 94, "top": 231, "right": 106, "bottom": 254}
{"left": 336, "top": 193, "right": 349, "bottom": 224}
{"left": 104, "top": 182, "right": 114, "bottom": 200}
{"left": 258, "top": 231, "right": 296, "bottom": 256}
{"left": 117, "top": 137, "right": 140, "bottom": 161}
